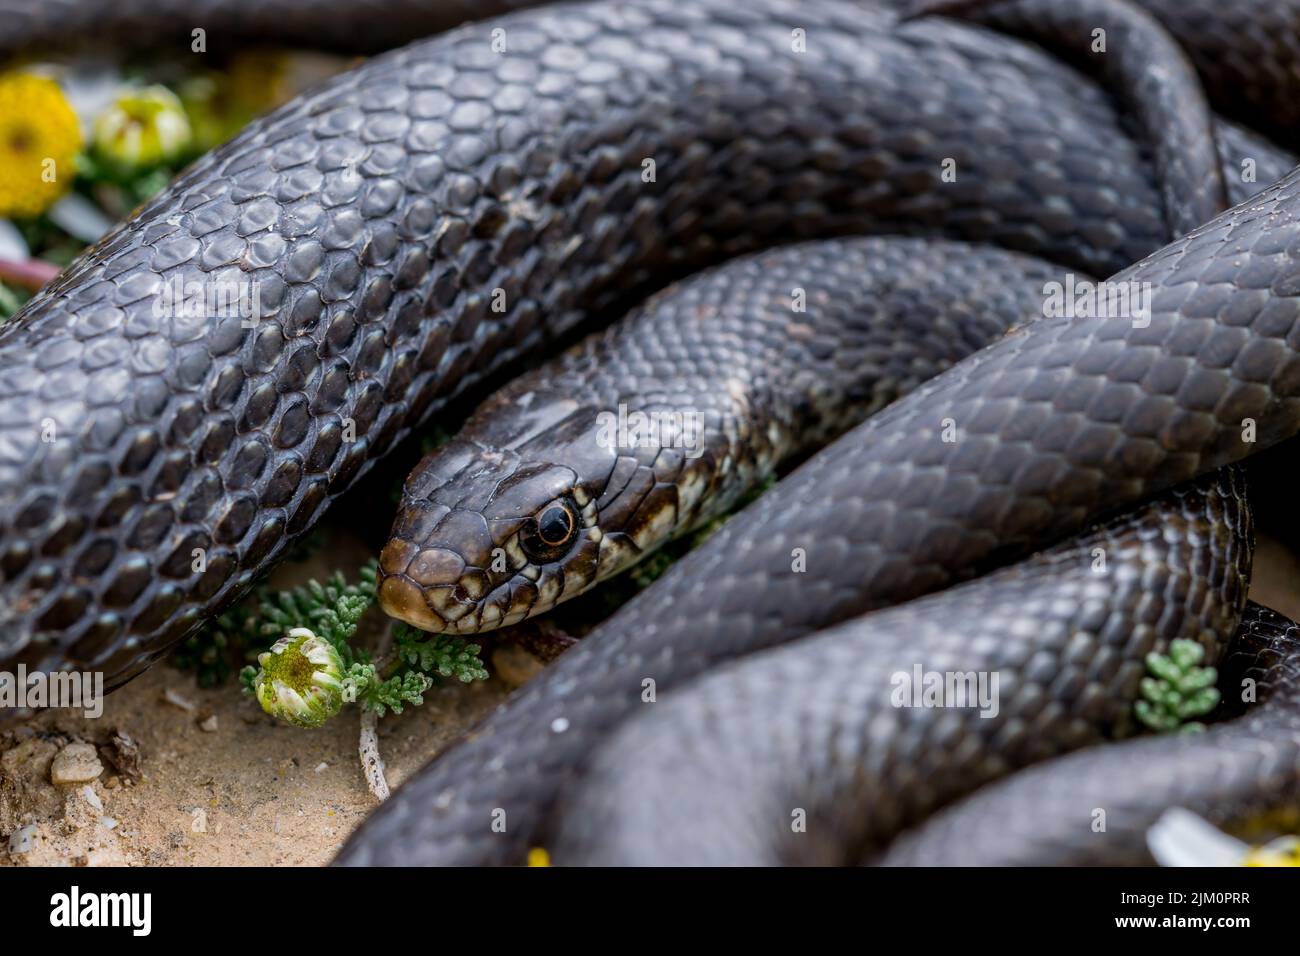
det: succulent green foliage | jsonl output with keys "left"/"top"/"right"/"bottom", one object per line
{"left": 252, "top": 563, "right": 378, "bottom": 661}
{"left": 173, "top": 623, "right": 236, "bottom": 688}
{"left": 336, "top": 625, "right": 487, "bottom": 719}
{"left": 1135, "top": 639, "right": 1220, "bottom": 734}
{"left": 341, "top": 664, "right": 430, "bottom": 719}
{"left": 394, "top": 624, "right": 490, "bottom": 684}
{"left": 231, "top": 561, "right": 488, "bottom": 727}
{"left": 75, "top": 150, "right": 179, "bottom": 215}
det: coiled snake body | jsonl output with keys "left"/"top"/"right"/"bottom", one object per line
{"left": 4, "top": 0, "right": 1300, "bottom": 865}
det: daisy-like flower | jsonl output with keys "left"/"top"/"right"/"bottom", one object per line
{"left": 0, "top": 72, "right": 82, "bottom": 219}
{"left": 93, "top": 85, "right": 192, "bottom": 171}
{"left": 254, "top": 627, "right": 347, "bottom": 729}
{"left": 1148, "top": 807, "right": 1300, "bottom": 867}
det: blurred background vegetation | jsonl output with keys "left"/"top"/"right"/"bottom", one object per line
{"left": 0, "top": 49, "right": 351, "bottom": 319}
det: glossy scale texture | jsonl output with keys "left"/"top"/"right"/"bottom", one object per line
{"left": 881, "top": 602, "right": 1300, "bottom": 866}
{"left": 380, "top": 238, "right": 1068, "bottom": 634}
{"left": 3, "top": 0, "right": 1286, "bottom": 686}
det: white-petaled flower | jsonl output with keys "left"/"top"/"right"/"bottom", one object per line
{"left": 0, "top": 219, "right": 27, "bottom": 260}
{"left": 47, "top": 192, "right": 113, "bottom": 243}
{"left": 1147, "top": 807, "right": 1300, "bottom": 867}
{"left": 254, "top": 627, "right": 346, "bottom": 729}
{"left": 93, "top": 85, "right": 192, "bottom": 170}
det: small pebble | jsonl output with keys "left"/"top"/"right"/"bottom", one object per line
{"left": 104, "top": 775, "right": 119, "bottom": 790}
{"left": 8, "top": 824, "right": 36, "bottom": 855}
{"left": 50, "top": 742, "right": 104, "bottom": 785}
{"left": 80, "top": 785, "right": 103, "bottom": 812}
{"left": 314, "top": 762, "right": 328, "bottom": 773}
{"left": 493, "top": 644, "right": 547, "bottom": 687}
{"left": 199, "top": 714, "right": 219, "bottom": 733}
{"left": 100, "top": 817, "right": 118, "bottom": 830}
{"left": 190, "top": 808, "right": 207, "bottom": 834}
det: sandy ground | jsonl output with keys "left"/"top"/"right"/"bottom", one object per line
{"left": 3, "top": 531, "right": 1298, "bottom": 867}
{"left": 0, "top": 658, "right": 510, "bottom": 866}
{"left": 0, "top": 525, "right": 523, "bottom": 867}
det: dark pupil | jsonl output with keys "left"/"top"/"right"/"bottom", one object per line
{"left": 538, "top": 506, "right": 571, "bottom": 545}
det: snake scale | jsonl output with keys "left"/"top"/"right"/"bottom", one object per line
{"left": 379, "top": 238, "right": 1074, "bottom": 634}
{"left": 3, "top": 0, "right": 1300, "bottom": 865}
{"left": 881, "top": 602, "right": 1300, "bottom": 866}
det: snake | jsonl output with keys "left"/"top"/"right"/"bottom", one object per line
{"left": 345, "top": 0, "right": 1300, "bottom": 864}
{"left": 880, "top": 602, "right": 1300, "bottom": 866}
{"left": 377, "top": 0, "right": 1233, "bottom": 635}
{"left": 552, "top": 470, "right": 1252, "bottom": 864}
{"left": 355, "top": 158, "right": 1300, "bottom": 864}
{"left": 0, "top": 0, "right": 1299, "bottom": 865}
{"left": 1, "top": 0, "right": 1289, "bottom": 681}
{"left": 378, "top": 237, "right": 1074, "bottom": 634}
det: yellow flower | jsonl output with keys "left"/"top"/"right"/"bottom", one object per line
{"left": 0, "top": 72, "right": 82, "bottom": 219}
{"left": 526, "top": 847, "right": 552, "bottom": 867}
{"left": 1244, "top": 836, "right": 1300, "bottom": 867}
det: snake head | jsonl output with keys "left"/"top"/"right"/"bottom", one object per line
{"left": 377, "top": 374, "right": 723, "bottom": 633}
{"left": 376, "top": 388, "right": 715, "bottom": 632}
{"left": 376, "top": 381, "right": 646, "bottom": 631}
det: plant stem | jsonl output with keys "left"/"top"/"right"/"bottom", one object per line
{"left": 359, "top": 709, "right": 390, "bottom": 801}
{"left": 357, "top": 623, "right": 396, "bottom": 800}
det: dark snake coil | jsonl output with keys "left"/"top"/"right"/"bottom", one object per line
{"left": 2, "top": 0, "right": 1300, "bottom": 865}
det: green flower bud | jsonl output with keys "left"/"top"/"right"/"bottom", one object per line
{"left": 254, "top": 627, "right": 345, "bottom": 729}
{"left": 93, "top": 85, "right": 192, "bottom": 170}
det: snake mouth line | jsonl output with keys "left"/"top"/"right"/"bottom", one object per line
{"left": 376, "top": 573, "right": 528, "bottom": 634}
{"left": 376, "top": 567, "right": 575, "bottom": 635}
{"left": 377, "top": 572, "right": 452, "bottom": 633}
{"left": 375, "top": 541, "right": 566, "bottom": 635}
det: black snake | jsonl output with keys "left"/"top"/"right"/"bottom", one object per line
{"left": 881, "top": 602, "right": 1300, "bottom": 866}
{"left": 2, "top": 0, "right": 1300, "bottom": 865}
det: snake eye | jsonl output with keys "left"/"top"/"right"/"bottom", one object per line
{"left": 519, "top": 497, "right": 579, "bottom": 563}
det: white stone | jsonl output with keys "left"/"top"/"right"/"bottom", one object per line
{"left": 50, "top": 743, "right": 103, "bottom": 785}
